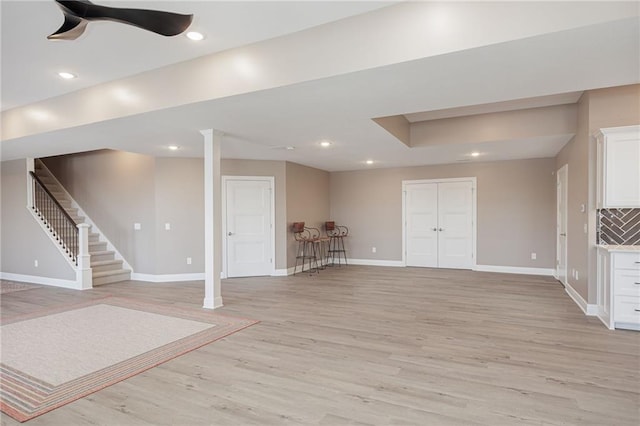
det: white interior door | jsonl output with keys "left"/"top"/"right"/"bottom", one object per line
{"left": 405, "top": 183, "right": 439, "bottom": 267}
{"left": 225, "top": 178, "right": 273, "bottom": 278}
{"left": 437, "top": 181, "right": 474, "bottom": 269}
{"left": 556, "top": 165, "right": 568, "bottom": 286}
{"left": 404, "top": 179, "right": 475, "bottom": 270}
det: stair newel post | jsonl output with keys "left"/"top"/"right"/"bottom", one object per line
{"left": 77, "top": 223, "right": 93, "bottom": 289}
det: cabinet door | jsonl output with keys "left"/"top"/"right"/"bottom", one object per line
{"left": 597, "top": 249, "right": 613, "bottom": 329}
{"left": 605, "top": 131, "right": 640, "bottom": 207}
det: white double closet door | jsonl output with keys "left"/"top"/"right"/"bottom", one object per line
{"left": 404, "top": 179, "right": 475, "bottom": 269}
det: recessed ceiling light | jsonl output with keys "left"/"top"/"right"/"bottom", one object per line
{"left": 471, "top": 152, "right": 480, "bottom": 157}
{"left": 285, "top": 146, "right": 295, "bottom": 150}
{"left": 58, "top": 71, "right": 77, "bottom": 80}
{"left": 365, "top": 160, "right": 374, "bottom": 165}
{"left": 168, "top": 145, "right": 180, "bottom": 151}
{"left": 320, "top": 141, "right": 332, "bottom": 147}
{"left": 186, "top": 31, "right": 204, "bottom": 41}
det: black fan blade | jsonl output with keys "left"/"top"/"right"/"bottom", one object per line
{"left": 86, "top": 5, "right": 193, "bottom": 36}
{"left": 48, "top": 1, "right": 193, "bottom": 40}
{"left": 47, "top": 12, "right": 88, "bottom": 40}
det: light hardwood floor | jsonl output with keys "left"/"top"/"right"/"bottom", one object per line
{"left": 1, "top": 266, "right": 639, "bottom": 425}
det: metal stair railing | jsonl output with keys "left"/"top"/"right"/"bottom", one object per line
{"left": 29, "top": 171, "right": 79, "bottom": 265}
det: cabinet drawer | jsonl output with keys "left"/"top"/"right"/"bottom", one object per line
{"left": 614, "top": 270, "right": 640, "bottom": 297}
{"left": 613, "top": 252, "right": 640, "bottom": 270}
{"left": 614, "top": 296, "right": 640, "bottom": 324}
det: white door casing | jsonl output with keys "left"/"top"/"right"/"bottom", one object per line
{"left": 556, "top": 164, "right": 568, "bottom": 286}
{"left": 222, "top": 177, "right": 275, "bottom": 278}
{"left": 403, "top": 178, "right": 476, "bottom": 270}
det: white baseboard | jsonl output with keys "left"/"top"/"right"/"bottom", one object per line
{"left": 564, "top": 281, "right": 597, "bottom": 316}
{"left": 130, "top": 272, "right": 205, "bottom": 283}
{"left": 348, "top": 259, "right": 404, "bottom": 267}
{"left": 273, "top": 269, "right": 290, "bottom": 276}
{"left": 474, "top": 265, "right": 555, "bottom": 276}
{"left": 0, "top": 272, "right": 82, "bottom": 290}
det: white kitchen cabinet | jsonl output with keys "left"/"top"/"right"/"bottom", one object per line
{"left": 597, "top": 246, "right": 640, "bottom": 331}
{"left": 596, "top": 125, "right": 640, "bottom": 208}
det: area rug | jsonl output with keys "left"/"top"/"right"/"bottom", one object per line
{"left": 0, "top": 281, "right": 39, "bottom": 295}
{"left": 0, "top": 297, "right": 258, "bottom": 422}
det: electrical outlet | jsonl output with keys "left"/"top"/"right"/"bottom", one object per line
{"left": 372, "top": 247, "right": 377, "bottom": 253}
{"left": 134, "top": 223, "right": 141, "bottom": 230}
{"left": 34, "top": 260, "right": 38, "bottom": 267}
{"left": 186, "top": 257, "right": 192, "bottom": 265}
{"left": 575, "top": 270, "right": 579, "bottom": 280}
{"left": 165, "top": 223, "right": 171, "bottom": 231}
{"left": 531, "top": 252, "right": 536, "bottom": 260}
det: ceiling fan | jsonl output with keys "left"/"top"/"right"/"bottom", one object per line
{"left": 48, "top": 0, "right": 193, "bottom": 40}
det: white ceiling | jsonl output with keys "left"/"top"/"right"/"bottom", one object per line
{"left": 0, "top": 1, "right": 394, "bottom": 110}
{"left": 1, "top": 1, "right": 639, "bottom": 171}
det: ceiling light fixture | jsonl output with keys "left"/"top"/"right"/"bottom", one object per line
{"left": 186, "top": 31, "right": 204, "bottom": 41}
{"left": 285, "top": 146, "right": 295, "bottom": 150}
{"left": 58, "top": 71, "right": 77, "bottom": 79}
{"left": 168, "top": 145, "right": 180, "bottom": 151}
{"left": 471, "top": 152, "right": 480, "bottom": 157}
{"left": 365, "top": 160, "right": 374, "bottom": 165}
{"left": 320, "top": 141, "right": 332, "bottom": 147}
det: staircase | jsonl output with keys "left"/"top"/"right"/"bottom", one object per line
{"left": 34, "top": 161, "right": 131, "bottom": 286}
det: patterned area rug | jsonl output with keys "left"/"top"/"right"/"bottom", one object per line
{"left": 0, "top": 297, "right": 258, "bottom": 422}
{"left": 0, "top": 281, "right": 39, "bottom": 295}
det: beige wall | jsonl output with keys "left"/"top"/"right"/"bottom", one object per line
{"left": 221, "top": 159, "right": 287, "bottom": 271}
{"left": 330, "top": 158, "right": 556, "bottom": 268}
{"left": 44, "top": 151, "right": 157, "bottom": 273}
{"left": 555, "top": 94, "right": 590, "bottom": 299}
{"left": 556, "top": 84, "right": 640, "bottom": 303}
{"left": 154, "top": 158, "right": 204, "bottom": 274}
{"left": 0, "top": 159, "right": 76, "bottom": 280}
{"left": 44, "top": 151, "right": 207, "bottom": 275}
{"left": 286, "top": 162, "right": 330, "bottom": 269}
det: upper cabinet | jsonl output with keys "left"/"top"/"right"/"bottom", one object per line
{"left": 596, "top": 125, "right": 640, "bottom": 208}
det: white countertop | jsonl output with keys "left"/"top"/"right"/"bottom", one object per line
{"left": 597, "top": 244, "right": 640, "bottom": 252}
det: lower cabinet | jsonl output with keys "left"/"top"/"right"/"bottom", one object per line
{"left": 597, "top": 248, "right": 640, "bottom": 330}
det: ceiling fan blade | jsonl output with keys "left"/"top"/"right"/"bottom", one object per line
{"left": 84, "top": 4, "right": 193, "bottom": 37}
{"left": 47, "top": 12, "right": 88, "bottom": 40}
{"left": 48, "top": 1, "right": 193, "bottom": 40}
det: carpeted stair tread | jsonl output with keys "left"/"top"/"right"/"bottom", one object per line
{"left": 92, "top": 269, "right": 130, "bottom": 278}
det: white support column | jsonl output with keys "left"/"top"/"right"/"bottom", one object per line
{"left": 76, "top": 223, "right": 93, "bottom": 290}
{"left": 202, "top": 129, "right": 224, "bottom": 309}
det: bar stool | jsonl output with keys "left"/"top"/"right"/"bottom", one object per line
{"left": 293, "top": 222, "right": 320, "bottom": 275}
{"left": 325, "top": 221, "right": 348, "bottom": 266}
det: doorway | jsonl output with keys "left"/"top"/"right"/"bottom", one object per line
{"left": 403, "top": 178, "right": 476, "bottom": 269}
{"left": 556, "top": 165, "right": 568, "bottom": 286}
{"left": 222, "top": 176, "right": 275, "bottom": 278}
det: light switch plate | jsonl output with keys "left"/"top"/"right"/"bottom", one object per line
{"left": 134, "top": 223, "right": 141, "bottom": 230}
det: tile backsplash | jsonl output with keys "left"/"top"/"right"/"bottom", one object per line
{"left": 598, "top": 208, "right": 640, "bottom": 245}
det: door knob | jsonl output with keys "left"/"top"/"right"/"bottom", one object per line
{"left": 228, "top": 232, "right": 234, "bottom": 236}
{"left": 432, "top": 227, "right": 438, "bottom": 231}
{"left": 438, "top": 228, "right": 444, "bottom": 232}
{"left": 560, "top": 233, "right": 566, "bottom": 236}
